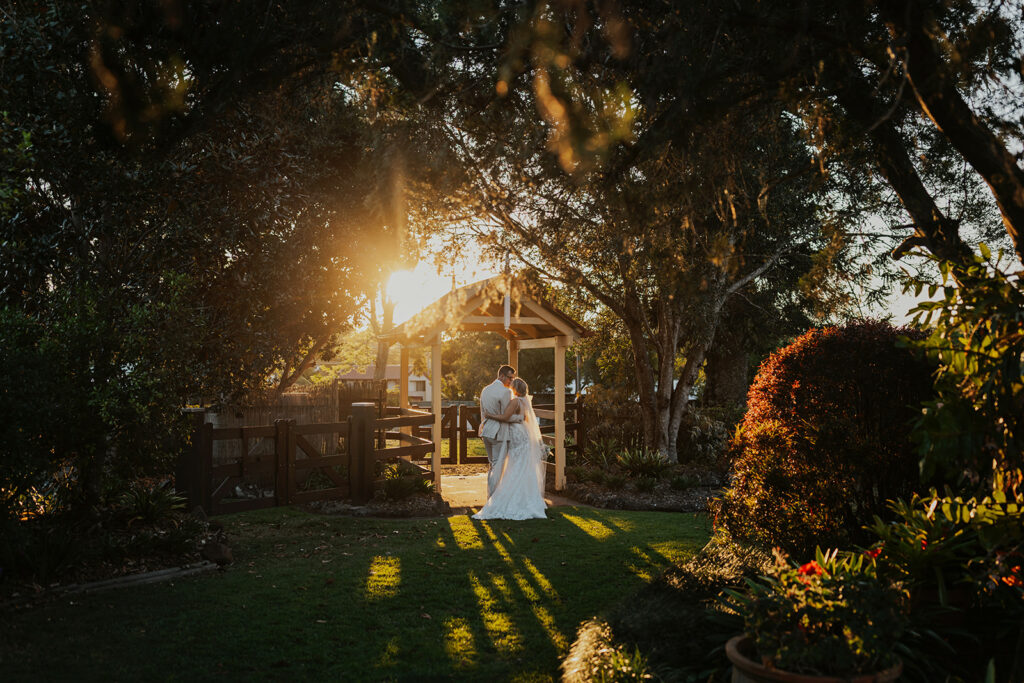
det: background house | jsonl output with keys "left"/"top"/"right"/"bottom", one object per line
{"left": 334, "top": 364, "right": 431, "bottom": 403}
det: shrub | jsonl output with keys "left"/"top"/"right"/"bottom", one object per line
{"left": 380, "top": 460, "right": 434, "bottom": 500}
{"left": 712, "top": 320, "right": 934, "bottom": 555}
{"left": 118, "top": 480, "right": 185, "bottom": 526}
{"left": 617, "top": 448, "right": 672, "bottom": 479}
{"left": 581, "top": 385, "right": 644, "bottom": 451}
{"left": 584, "top": 436, "right": 622, "bottom": 471}
{"left": 676, "top": 405, "right": 739, "bottom": 466}
{"left": 670, "top": 474, "right": 699, "bottom": 491}
{"left": 724, "top": 548, "right": 909, "bottom": 677}
{"left": 604, "top": 474, "right": 626, "bottom": 490}
{"left": 633, "top": 477, "right": 658, "bottom": 493}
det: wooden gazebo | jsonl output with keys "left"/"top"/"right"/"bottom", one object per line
{"left": 380, "top": 276, "right": 588, "bottom": 490}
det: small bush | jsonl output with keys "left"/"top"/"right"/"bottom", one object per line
{"left": 677, "top": 406, "right": 739, "bottom": 465}
{"left": 712, "top": 320, "right": 934, "bottom": 555}
{"left": 617, "top": 448, "right": 672, "bottom": 479}
{"left": 584, "top": 437, "right": 621, "bottom": 471}
{"left": 118, "top": 480, "right": 185, "bottom": 526}
{"left": 604, "top": 474, "right": 626, "bottom": 490}
{"left": 380, "top": 461, "right": 434, "bottom": 501}
{"left": 670, "top": 475, "right": 699, "bottom": 491}
{"left": 581, "top": 385, "right": 644, "bottom": 451}
{"left": 633, "top": 477, "right": 658, "bottom": 493}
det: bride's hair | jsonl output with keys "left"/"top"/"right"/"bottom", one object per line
{"left": 512, "top": 378, "right": 528, "bottom": 397}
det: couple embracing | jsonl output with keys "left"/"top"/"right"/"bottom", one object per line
{"left": 473, "top": 365, "right": 548, "bottom": 520}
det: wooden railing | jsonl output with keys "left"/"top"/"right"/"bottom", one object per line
{"left": 178, "top": 403, "right": 437, "bottom": 515}
{"left": 177, "top": 398, "right": 587, "bottom": 513}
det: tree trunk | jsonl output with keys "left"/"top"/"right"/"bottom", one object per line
{"left": 888, "top": 1, "right": 1024, "bottom": 263}
{"left": 833, "top": 64, "right": 974, "bottom": 268}
{"left": 704, "top": 333, "right": 750, "bottom": 408}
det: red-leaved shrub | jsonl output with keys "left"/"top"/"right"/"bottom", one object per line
{"left": 712, "top": 320, "right": 934, "bottom": 554}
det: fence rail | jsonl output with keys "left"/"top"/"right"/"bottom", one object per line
{"left": 177, "top": 397, "right": 586, "bottom": 514}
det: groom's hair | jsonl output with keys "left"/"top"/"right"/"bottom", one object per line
{"left": 497, "top": 364, "right": 515, "bottom": 378}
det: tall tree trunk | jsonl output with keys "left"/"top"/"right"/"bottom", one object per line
{"left": 887, "top": 1, "right": 1024, "bottom": 263}
{"left": 704, "top": 332, "right": 749, "bottom": 408}
{"left": 833, "top": 65, "right": 974, "bottom": 267}
{"left": 370, "top": 296, "right": 395, "bottom": 381}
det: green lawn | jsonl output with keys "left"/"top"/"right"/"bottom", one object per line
{"left": 0, "top": 507, "right": 709, "bottom": 682}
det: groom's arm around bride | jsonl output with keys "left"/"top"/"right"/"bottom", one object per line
{"left": 479, "top": 365, "right": 519, "bottom": 497}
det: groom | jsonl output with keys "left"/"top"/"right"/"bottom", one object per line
{"left": 479, "top": 364, "right": 523, "bottom": 497}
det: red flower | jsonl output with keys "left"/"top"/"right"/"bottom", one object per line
{"left": 865, "top": 547, "right": 882, "bottom": 559}
{"left": 799, "top": 561, "right": 823, "bottom": 576}
{"left": 920, "top": 538, "right": 928, "bottom": 550}
{"left": 1001, "top": 574, "right": 1023, "bottom": 588}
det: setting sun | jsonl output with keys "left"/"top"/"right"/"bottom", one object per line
{"left": 386, "top": 258, "right": 499, "bottom": 325}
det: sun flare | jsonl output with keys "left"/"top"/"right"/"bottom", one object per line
{"left": 386, "top": 257, "right": 499, "bottom": 325}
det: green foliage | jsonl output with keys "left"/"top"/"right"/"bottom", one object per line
{"left": 583, "top": 436, "right": 622, "bottom": 471}
{"left": 632, "top": 477, "right": 658, "bottom": 494}
{"left": 862, "top": 488, "right": 1024, "bottom": 680}
{"left": 379, "top": 460, "right": 434, "bottom": 501}
{"left": 604, "top": 474, "right": 626, "bottom": 490}
{"left": 724, "top": 548, "right": 909, "bottom": 677}
{"left": 117, "top": 481, "right": 186, "bottom": 527}
{"left": 904, "top": 255, "right": 1024, "bottom": 489}
{"left": 617, "top": 448, "right": 672, "bottom": 480}
{"left": 582, "top": 386, "right": 644, "bottom": 452}
{"left": 713, "top": 320, "right": 935, "bottom": 554}
{"left": 670, "top": 475, "right": 700, "bottom": 491}
{"left": 867, "top": 488, "right": 1024, "bottom": 605}
{"left": 677, "top": 407, "right": 737, "bottom": 466}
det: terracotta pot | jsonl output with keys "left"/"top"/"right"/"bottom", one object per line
{"left": 726, "top": 635, "right": 903, "bottom": 683}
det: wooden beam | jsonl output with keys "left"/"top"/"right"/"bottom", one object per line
{"left": 431, "top": 341, "right": 442, "bottom": 490}
{"left": 522, "top": 299, "right": 578, "bottom": 340}
{"left": 554, "top": 338, "right": 566, "bottom": 491}
{"left": 462, "top": 315, "right": 547, "bottom": 325}
{"left": 508, "top": 338, "right": 519, "bottom": 370}
{"left": 514, "top": 337, "right": 559, "bottom": 349}
{"left": 413, "top": 291, "right": 489, "bottom": 348}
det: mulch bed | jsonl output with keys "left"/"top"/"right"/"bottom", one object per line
{"left": 563, "top": 481, "right": 721, "bottom": 513}
{"left": 303, "top": 492, "right": 452, "bottom": 518}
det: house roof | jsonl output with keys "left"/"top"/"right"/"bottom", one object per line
{"left": 380, "top": 275, "right": 589, "bottom": 346}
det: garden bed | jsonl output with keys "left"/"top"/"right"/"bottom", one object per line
{"left": 558, "top": 466, "right": 725, "bottom": 513}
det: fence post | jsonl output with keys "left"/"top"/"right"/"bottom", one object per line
{"left": 177, "top": 411, "right": 203, "bottom": 509}
{"left": 350, "top": 402, "right": 376, "bottom": 504}
{"left": 275, "top": 419, "right": 290, "bottom": 506}
{"left": 187, "top": 417, "right": 214, "bottom": 514}
{"left": 448, "top": 405, "right": 458, "bottom": 463}
{"left": 459, "top": 405, "right": 468, "bottom": 464}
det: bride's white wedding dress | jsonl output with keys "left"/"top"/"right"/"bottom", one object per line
{"left": 472, "top": 396, "right": 547, "bottom": 520}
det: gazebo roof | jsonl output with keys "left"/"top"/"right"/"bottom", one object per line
{"left": 380, "top": 276, "right": 589, "bottom": 346}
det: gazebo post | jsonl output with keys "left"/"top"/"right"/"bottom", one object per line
{"left": 554, "top": 335, "right": 567, "bottom": 490}
{"left": 431, "top": 339, "right": 442, "bottom": 489}
{"left": 507, "top": 338, "right": 519, "bottom": 371}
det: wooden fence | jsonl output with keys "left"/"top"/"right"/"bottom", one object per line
{"left": 177, "top": 397, "right": 586, "bottom": 515}
{"left": 409, "top": 398, "right": 586, "bottom": 465}
{"left": 178, "top": 403, "right": 433, "bottom": 515}
{"left": 202, "top": 379, "right": 386, "bottom": 466}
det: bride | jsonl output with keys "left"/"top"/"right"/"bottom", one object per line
{"left": 472, "top": 378, "right": 548, "bottom": 520}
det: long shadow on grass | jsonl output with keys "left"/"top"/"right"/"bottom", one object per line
{"left": 0, "top": 507, "right": 707, "bottom": 682}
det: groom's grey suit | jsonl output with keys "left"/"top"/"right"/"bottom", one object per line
{"left": 479, "top": 379, "right": 522, "bottom": 497}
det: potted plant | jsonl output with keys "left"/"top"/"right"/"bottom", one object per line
{"left": 723, "top": 548, "right": 908, "bottom": 682}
